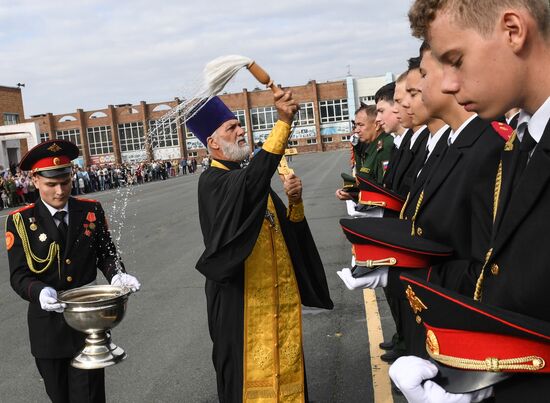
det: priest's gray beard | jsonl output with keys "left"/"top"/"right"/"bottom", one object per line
{"left": 218, "top": 137, "right": 251, "bottom": 162}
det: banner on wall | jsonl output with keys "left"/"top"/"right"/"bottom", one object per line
{"left": 153, "top": 146, "right": 181, "bottom": 160}
{"left": 121, "top": 150, "right": 147, "bottom": 163}
{"left": 186, "top": 138, "right": 206, "bottom": 150}
{"left": 290, "top": 126, "right": 316, "bottom": 139}
{"left": 320, "top": 121, "right": 351, "bottom": 136}
{"left": 89, "top": 154, "right": 116, "bottom": 165}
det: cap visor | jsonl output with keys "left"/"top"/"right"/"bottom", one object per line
{"left": 36, "top": 167, "right": 72, "bottom": 178}
{"left": 431, "top": 360, "right": 511, "bottom": 394}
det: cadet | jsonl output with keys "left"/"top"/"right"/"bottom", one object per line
{"left": 5, "top": 140, "right": 141, "bottom": 403}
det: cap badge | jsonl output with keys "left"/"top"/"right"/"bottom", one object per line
{"left": 48, "top": 143, "right": 62, "bottom": 152}
{"left": 53, "top": 157, "right": 61, "bottom": 166}
{"left": 406, "top": 285, "right": 427, "bottom": 314}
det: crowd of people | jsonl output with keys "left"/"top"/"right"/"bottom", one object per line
{"left": 0, "top": 157, "right": 205, "bottom": 210}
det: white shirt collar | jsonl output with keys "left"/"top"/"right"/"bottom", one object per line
{"left": 516, "top": 96, "right": 550, "bottom": 144}
{"left": 410, "top": 125, "right": 427, "bottom": 149}
{"left": 42, "top": 199, "right": 69, "bottom": 223}
{"left": 426, "top": 125, "right": 450, "bottom": 157}
{"left": 506, "top": 112, "right": 520, "bottom": 126}
{"left": 393, "top": 132, "right": 404, "bottom": 149}
{"left": 448, "top": 114, "right": 478, "bottom": 145}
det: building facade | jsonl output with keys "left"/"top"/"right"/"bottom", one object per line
{"left": 0, "top": 85, "right": 40, "bottom": 171}
{"left": 24, "top": 74, "right": 393, "bottom": 167}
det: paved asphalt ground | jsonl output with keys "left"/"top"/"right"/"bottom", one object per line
{"left": 0, "top": 150, "right": 405, "bottom": 403}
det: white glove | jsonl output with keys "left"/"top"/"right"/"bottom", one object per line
{"left": 389, "top": 356, "right": 493, "bottom": 403}
{"left": 111, "top": 273, "right": 141, "bottom": 292}
{"left": 39, "top": 287, "right": 66, "bottom": 313}
{"left": 336, "top": 267, "right": 389, "bottom": 290}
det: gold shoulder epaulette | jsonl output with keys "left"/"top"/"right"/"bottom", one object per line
{"left": 10, "top": 204, "right": 35, "bottom": 215}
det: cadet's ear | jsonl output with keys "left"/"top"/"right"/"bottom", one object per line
{"left": 501, "top": 9, "right": 529, "bottom": 53}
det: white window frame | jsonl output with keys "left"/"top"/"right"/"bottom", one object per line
{"left": 3, "top": 113, "right": 19, "bottom": 125}
{"left": 56, "top": 129, "right": 82, "bottom": 155}
{"left": 295, "top": 102, "right": 315, "bottom": 126}
{"left": 118, "top": 122, "right": 145, "bottom": 152}
{"left": 87, "top": 126, "right": 113, "bottom": 156}
{"left": 319, "top": 99, "right": 349, "bottom": 123}
{"left": 306, "top": 138, "right": 317, "bottom": 145}
{"left": 250, "top": 106, "right": 278, "bottom": 131}
{"left": 148, "top": 118, "right": 179, "bottom": 148}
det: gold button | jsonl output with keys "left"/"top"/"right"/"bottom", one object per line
{"left": 274, "top": 314, "right": 278, "bottom": 318}
{"left": 416, "top": 227, "right": 423, "bottom": 236}
{"left": 66, "top": 276, "right": 73, "bottom": 282}
{"left": 491, "top": 263, "right": 500, "bottom": 276}
{"left": 275, "top": 373, "right": 280, "bottom": 378}
{"left": 416, "top": 315, "right": 422, "bottom": 324}
{"left": 274, "top": 283, "right": 279, "bottom": 288}
{"left": 274, "top": 343, "right": 278, "bottom": 347}
{"left": 65, "top": 259, "right": 71, "bottom": 265}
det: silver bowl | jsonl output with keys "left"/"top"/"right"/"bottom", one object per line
{"left": 58, "top": 284, "right": 132, "bottom": 369}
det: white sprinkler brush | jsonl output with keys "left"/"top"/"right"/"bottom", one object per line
{"left": 201, "top": 54, "right": 284, "bottom": 97}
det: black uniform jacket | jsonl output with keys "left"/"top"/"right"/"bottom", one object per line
{"left": 6, "top": 197, "right": 120, "bottom": 358}
{"left": 402, "top": 117, "right": 504, "bottom": 261}
{"left": 382, "top": 129, "right": 413, "bottom": 192}
{"left": 389, "top": 128, "right": 430, "bottom": 198}
{"left": 196, "top": 149, "right": 333, "bottom": 402}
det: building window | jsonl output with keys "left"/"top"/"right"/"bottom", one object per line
{"left": 232, "top": 109, "right": 247, "bottom": 131}
{"left": 56, "top": 129, "right": 82, "bottom": 155}
{"left": 341, "top": 135, "right": 351, "bottom": 141}
{"left": 148, "top": 118, "right": 179, "bottom": 148}
{"left": 319, "top": 99, "right": 349, "bottom": 123}
{"left": 250, "top": 106, "right": 278, "bottom": 130}
{"left": 295, "top": 102, "right": 315, "bottom": 126}
{"left": 188, "top": 151, "right": 198, "bottom": 157}
{"left": 306, "top": 138, "right": 317, "bottom": 145}
{"left": 118, "top": 122, "right": 145, "bottom": 152}
{"left": 288, "top": 140, "right": 299, "bottom": 147}
{"left": 3, "top": 113, "right": 19, "bottom": 125}
{"left": 87, "top": 126, "right": 113, "bottom": 156}
{"left": 322, "top": 137, "right": 333, "bottom": 143}
{"left": 359, "top": 95, "right": 376, "bottom": 105}
{"left": 40, "top": 132, "right": 50, "bottom": 143}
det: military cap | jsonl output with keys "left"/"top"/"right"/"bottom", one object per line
{"left": 341, "top": 172, "right": 358, "bottom": 193}
{"left": 356, "top": 173, "right": 405, "bottom": 213}
{"left": 19, "top": 139, "right": 78, "bottom": 177}
{"left": 340, "top": 217, "right": 452, "bottom": 277}
{"left": 400, "top": 273, "right": 550, "bottom": 394}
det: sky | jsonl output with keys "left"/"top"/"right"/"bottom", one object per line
{"left": 1, "top": 0, "right": 421, "bottom": 117}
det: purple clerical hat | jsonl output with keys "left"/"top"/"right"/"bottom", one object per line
{"left": 186, "top": 96, "right": 236, "bottom": 146}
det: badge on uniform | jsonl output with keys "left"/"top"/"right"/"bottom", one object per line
{"left": 39, "top": 233, "right": 48, "bottom": 242}
{"left": 377, "top": 140, "right": 383, "bottom": 151}
{"left": 5, "top": 231, "right": 14, "bottom": 251}
{"left": 29, "top": 217, "right": 37, "bottom": 231}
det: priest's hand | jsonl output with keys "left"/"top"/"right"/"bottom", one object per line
{"left": 111, "top": 273, "right": 141, "bottom": 292}
{"left": 39, "top": 287, "right": 66, "bottom": 313}
{"left": 283, "top": 174, "right": 303, "bottom": 204}
{"left": 336, "top": 267, "right": 388, "bottom": 290}
{"left": 275, "top": 90, "right": 299, "bottom": 125}
{"left": 389, "top": 356, "right": 493, "bottom": 403}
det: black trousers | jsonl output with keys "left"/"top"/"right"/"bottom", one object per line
{"left": 35, "top": 358, "right": 105, "bottom": 403}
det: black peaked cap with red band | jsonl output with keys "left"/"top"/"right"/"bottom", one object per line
{"left": 341, "top": 172, "right": 358, "bottom": 192}
{"left": 356, "top": 173, "right": 405, "bottom": 212}
{"left": 399, "top": 273, "right": 550, "bottom": 394}
{"left": 340, "top": 217, "right": 452, "bottom": 269}
{"left": 19, "top": 140, "right": 79, "bottom": 177}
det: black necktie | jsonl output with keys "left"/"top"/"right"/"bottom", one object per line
{"left": 54, "top": 211, "right": 68, "bottom": 244}
{"left": 513, "top": 128, "right": 537, "bottom": 188}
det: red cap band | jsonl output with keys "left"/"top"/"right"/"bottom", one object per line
{"left": 359, "top": 190, "right": 404, "bottom": 212}
{"left": 353, "top": 243, "right": 430, "bottom": 268}
{"left": 31, "top": 155, "right": 72, "bottom": 172}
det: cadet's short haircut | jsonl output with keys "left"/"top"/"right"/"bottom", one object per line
{"left": 408, "top": 56, "right": 421, "bottom": 71}
{"left": 375, "top": 82, "right": 396, "bottom": 104}
{"left": 396, "top": 71, "right": 408, "bottom": 83}
{"left": 355, "top": 103, "right": 378, "bottom": 119}
{"left": 409, "top": 0, "right": 550, "bottom": 39}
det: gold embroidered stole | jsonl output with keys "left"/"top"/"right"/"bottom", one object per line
{"left": 243, "top": 196, "right": 305, "bottom": 402}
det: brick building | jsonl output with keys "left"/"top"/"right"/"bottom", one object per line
{"left": 0, "top": 85, "right": 40, "bottom": 170}
{"left": 25, "top": 74, "right": 392, "bottom": 167}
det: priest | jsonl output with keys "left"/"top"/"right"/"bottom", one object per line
{"left": 190, "top": 91, "right": 333, "bottom": 403}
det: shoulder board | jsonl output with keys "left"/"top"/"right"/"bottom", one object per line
{"left": 9, "top": 204, "right": 35, "bottom": 215}
{"left": 491, "top": 121, "right": 513, "bottom": 142}
{"left": 75, "top": 197, "right": 98, "bottom": 203}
